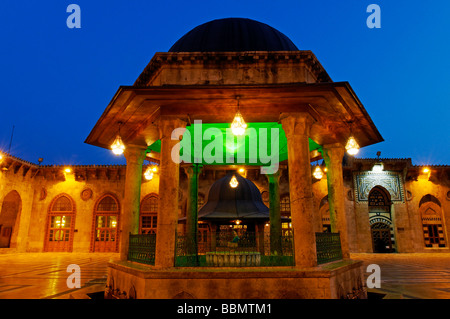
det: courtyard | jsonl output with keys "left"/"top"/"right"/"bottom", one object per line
{"left": 0, "top": 252, "right": 450, "bottom": 299}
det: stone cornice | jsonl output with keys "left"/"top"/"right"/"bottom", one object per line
{"left": 134, "top": 50, "right": 332, "bottom": 86}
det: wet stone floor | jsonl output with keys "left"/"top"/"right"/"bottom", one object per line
{"left": 0, "top": 252, "right": 118, "bottom": 299}
{"left": 353, "top": 253, "right": 450, "bottom": 299}
{"left": 1, "top": 252, "right": 450, "bottom": 299}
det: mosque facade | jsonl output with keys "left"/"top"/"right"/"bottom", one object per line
{"left": 0, "top": 18, "right": 449, "bottom": 299}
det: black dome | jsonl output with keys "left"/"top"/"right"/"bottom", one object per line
{"left": 169, "top": 18, "right": 299, "bottom": 52}
{"left": 198, "top": 174, "right": 269, "bottom": 221}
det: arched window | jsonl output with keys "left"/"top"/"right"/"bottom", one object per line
{"left": 140, "top": 194, "right": 158, "bottom": 234}
{"left": 280, "top": 194, "right": 291, "bottom": 234}
{"left": 280, "top": 194, "right": 290, "bottom": 217}
{"left": 92, "top": 194, "right": 120, "bottom": 252}
{"left": 45, "top": 194, "right": 75, "bottom": 252}
{"left": 420, "top": 195, "right": 446, "bottom": 248}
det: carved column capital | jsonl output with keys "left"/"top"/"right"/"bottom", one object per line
{"left": 279, "top": 112, "right": 315, "bottom": 138}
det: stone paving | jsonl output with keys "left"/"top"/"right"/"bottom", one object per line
{"left": 352, "top": 253, "right": 450, "bottom": 299}
{"left": 0, "top": 252, "right": 118, "bottom": 299}
{"left": 1, "top": 252, "right": 450, "bottom": 299}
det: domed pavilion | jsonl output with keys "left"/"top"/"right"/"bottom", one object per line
{"left": 86, "top": 18, "right": 382, "bottom": 299}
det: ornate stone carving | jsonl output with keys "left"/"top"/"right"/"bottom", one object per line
{"left": 81, "top": 188, "right": 93, "bottom": 201}
{"left": 354, "top": 171, "right": 404, "bottom": 203}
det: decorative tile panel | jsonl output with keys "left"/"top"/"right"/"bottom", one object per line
{"left": 354, "top": 171, "right": 404, "bottom": 202}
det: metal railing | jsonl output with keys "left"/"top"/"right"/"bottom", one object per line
{"left": 175, "top": 231, "right": 294, "bottom": 267}
{"left": 127, "top": 233, "right": 156, "bottom": 265}
{"left": 315, "top": 232, "right": 343, "bottom": 264}
{"left": 127, "top": 231, "right": 343, "bottom": 267}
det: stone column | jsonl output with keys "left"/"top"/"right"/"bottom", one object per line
{"left": 322, "top": 143, "right": 350, "bottom": 258}
{"left": 266, "top": 170, "right": 282, "bottom": 255}
{"left": 184, "top": 164, "right": 202, "bottom": 255}
{"left": 120, "top": 146, "right": 147, "bottom": 260}
{"left": 280, "top": 113, "right": 317, "bottom": 268}
{"left": 154, "top": 116, "right": 187, "bottom": 268}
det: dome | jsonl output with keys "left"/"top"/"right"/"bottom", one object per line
{"left": 169, "top": 18, "right": 299, "bottom": 52}
{"left": 198, "top": 174, "right": 269, "bottom": 222}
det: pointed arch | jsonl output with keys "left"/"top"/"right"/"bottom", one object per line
{"left": 44, "top": 193, "right": 76, "bottom": 252}
{"left": 140, "top": 193, "right": 158, "bottom": 234}
{"left": 0, "top": 190, "right": 22, "bottom": 248}
{"left": 91, "top": 193, "right": 120, "bottom": 252}
{"left": 420, "top": 194, "right": 446, "bottom": 248}
{"left": 368, "top": 186, "right": 395, "bottom": 253}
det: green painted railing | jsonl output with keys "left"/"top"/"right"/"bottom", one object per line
{"left": 127, "top": 231, "right": 343, "bottom": 267}
{"left": 128, "top": 233, "right": 156, "bottom": 265}
{"left": 315, "top": 232, "right": 343, "bottom": 264}
{"left": 175, "top": 231, "right": 294, "bottom": 267}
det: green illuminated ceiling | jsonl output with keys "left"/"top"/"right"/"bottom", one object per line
{"left": 146, "top": 122, "right": 322, "bottom": 166}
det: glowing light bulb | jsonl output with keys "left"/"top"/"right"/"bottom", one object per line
{"left": 238, "top": 168, "right": 245, "bottom": 174}
{"left": 144, "top": 168, "right": 154, "bottom": 181}
{"left": 235, "top": 220, "right": 241, "bottom": 225}
{"left": 313, "top": 165, "right": 324, "bottom": 180}
{"left": 64, "top": 168, "right": 71, "bottom": 173}
{"left": 231, "top": 111, "right": 247, "bottom": 136}
{"left": 229, "top": 175, "right": 239, "bottom": 188}
{"left": 423, "top": 167, "right": 430, "bottom": 174}
{"left": 372, "top": 163, "right": 384, "bottom": 173}
{"left": 111, "top": 135, "right": 125, "bottom": 155}
{"left": 345, "top": 136, "right": 360, "bottom": 156}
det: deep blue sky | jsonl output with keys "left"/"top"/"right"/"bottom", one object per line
{"left": 0, "top": 1, "right": 449, "bottom": 166}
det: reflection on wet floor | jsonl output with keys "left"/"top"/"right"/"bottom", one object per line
{"left": 353, "top": 253, "right": 450, "bottom": 299}
{"left": 0, "top": 253, "right": 118, "bottom": 299}
{"left": 1, "top": 252, "right": 450, "bottom": 299}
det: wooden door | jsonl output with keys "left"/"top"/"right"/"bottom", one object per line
{"left": 92, "top": 195, "right": 120, "bottom": 252}
{"left": 371, "top": 222, "right": 392, "bottom": 253}
{"left": 45, "top": 195, "right": 75, "bottom": 252}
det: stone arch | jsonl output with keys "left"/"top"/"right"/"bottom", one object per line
{"left": 419, "top": 194, "right": 441, "bottom": 208}
{"left": 419, "top": 194, "right": 446, "bottom": 248}
{"left": 0, "top": 190, "right": 22, "bottom": 248}
{"left": 140, "top": 193, "right": 159, "bottom": 234}
{"left": 172, "top": 291, "right": 196, "bottom": 299}
{"left": 91, "top": 192, "right": 120, "bottom": 252}
{"left": 44, "top": 193, "right": 76, "bottom": 252}
{"left": 368, "top": 186, "right": 395, "bottom": 253}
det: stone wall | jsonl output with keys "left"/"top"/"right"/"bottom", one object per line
{"left": 0, "top": 155, "right": 449, "bottom": 255}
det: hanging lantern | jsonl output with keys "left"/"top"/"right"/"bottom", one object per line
{"left": 345, "top": 135, "right": 360, "bottom": 155}
{"left": 231, "top": 97, "right": 247, "bottom": 136}
{"left": 111, "top": 135, "right": 125, "bottom": 155}
{"left": 231, "top": 111, "right": 247, "bottom": 136}
{"left": 313, "top": 165, "right": 324, "bottom": 180}
{"left": 229, "top": 175, "right": 239, "bottom": 188}
{"left": 144, "top": 168, "right": 154, "bottom": 181}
